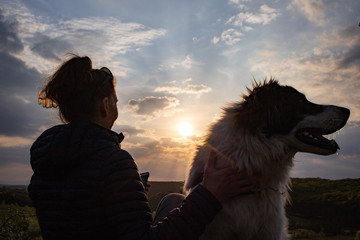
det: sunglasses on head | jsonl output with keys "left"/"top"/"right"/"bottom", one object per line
{"left": 100, "top": 67, "right": 113, "bottom": 87}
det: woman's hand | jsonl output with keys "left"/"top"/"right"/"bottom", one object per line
{"left": 201, "top": 151, "right": 257, "bottom": 203}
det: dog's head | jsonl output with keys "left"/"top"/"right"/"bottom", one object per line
{"left": 230, "top": 79, "right": 350, "bottom": 155}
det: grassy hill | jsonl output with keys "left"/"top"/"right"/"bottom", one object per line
{"left": 287, "top": 178, "right": 360, "bottom": 236}
{"left": 1, "top": 178, "right": 359, "bottom": 239}
{"left": 147, "top": 181, "right": 184, "bottom": 213}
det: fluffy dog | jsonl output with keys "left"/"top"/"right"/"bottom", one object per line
{"left": 184, "top": 79, "right": 350, "bottom": 240}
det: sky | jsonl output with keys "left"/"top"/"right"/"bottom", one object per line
{"left": 0, "top": 0, "right": 359, "bottom": 185}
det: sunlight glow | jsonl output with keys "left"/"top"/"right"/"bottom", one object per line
{"left": 178, "top": 122, "right": 193, "bottom": 137}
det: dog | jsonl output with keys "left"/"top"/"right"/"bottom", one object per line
{"left": 184, "top": 79, "right": 350, "bottom": 240}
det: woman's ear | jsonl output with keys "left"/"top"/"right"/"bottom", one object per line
{"left": 99, "top": 97, "right": 110, "bottom": 117}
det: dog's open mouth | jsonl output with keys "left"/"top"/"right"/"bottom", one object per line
{"left": 296, "top": 128, "right": 339, "bottom": 152}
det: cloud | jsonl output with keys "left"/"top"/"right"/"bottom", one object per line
{"left": 183, "top": 78, "right": 193, "bottom": 83}
{"left": 154, "top": 83, "right": 211, "bottom": 96}
{"left": 0, "top": 51, "right": 49, "bottom": 137}
{"left": 0, "top": 8, "right": 23, "bottom": 53}
{"left": 1, "top": 2, "right": 50, "bottom": 39}
{"left": 314, "top": 25, "right": 360, "bottom": 70}
{"left": 287, "top": 0, "right": 326, "bottom": 26}
{"left": 125, "top": 96, "right": 181, "bottom": 117}
{"left": 338, "top": 43, "right": 360, "bottom": 69}
{"left": 30, "top": 33, "right": 73, "bottom": 61}
{"left": 249, "top": 46, "right": 360, "bottom": 120}
{"left": 226, "top": 4, "right": 280, "bottom": 27}
{"left": 56, "top": 17, "right": 166, "bottom": 56}
{"left": 158, "top": 55, "right": 193, "bottom": 71}
{"left": 0, "top": 162, "right": 33, "bottom": 185}
{"left": 0, "top": 135, "right": 33, "bottom": 147}
{"left": 180, "top": 55, "right": 192, "bottom": 69}
{"left": 117, "top": 125, "right": 146, "bottom": 136}
{"left": 221, "top": 28, "right": 243, "bottom": 45}
{"left": 2, "top": 2, "right": 167, "bottom": 74}
{"left": 212, "top": 36, "right": 220, "bottom": 44}
{"left": 248, "top": 23, "right": 360, "bottom": 121}
{"left": 229, "top": 0, "right": 252, "bottom": 4}
{"left": 222, "top": 4, "right": 279, "bottom": 45}
{"left": 0, "top": 6, "right": 53, "bottom": 181}
{"left": 192, "top": 37, "right": 200, "bottom": 43}
{"left": 228, "top": 0, "right": 251, "bottom": 10}
{"left": 0, "top": 51, "right": 40, "bottom": 89}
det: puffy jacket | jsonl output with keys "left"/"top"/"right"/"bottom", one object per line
{"left": 28, "top": 121, "right": 221, "bottom": 240}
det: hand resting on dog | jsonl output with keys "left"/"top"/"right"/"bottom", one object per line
{"left": 201, "top": 151, "right": 256, "bottom": 203}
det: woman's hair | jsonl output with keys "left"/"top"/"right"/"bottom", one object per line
{"left": 38, "top": 54, "right": 116, "bottom": 123}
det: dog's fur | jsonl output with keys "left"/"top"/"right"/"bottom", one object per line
{"left": 185, "top": 79, "right": 350, "bottom": 240}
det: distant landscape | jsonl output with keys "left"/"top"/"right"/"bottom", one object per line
{"left": 1, "top": 178, "right": 360, "bottom": 240}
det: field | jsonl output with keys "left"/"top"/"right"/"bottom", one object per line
{"left": 1, "top": 178, "right": 360, "bottom": 239}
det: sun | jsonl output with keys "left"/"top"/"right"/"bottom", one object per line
{"left": 178, "top": 122, "right": 193, "bottom": 137}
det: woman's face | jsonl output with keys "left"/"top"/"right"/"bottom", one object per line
{"left": 108, "top": 92, "right": 118, "bottom": 129}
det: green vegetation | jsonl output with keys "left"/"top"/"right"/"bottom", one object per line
{"left": 287, "top": 178, "right": 360, "bottom": 237}
{"left": 0, "top": 178, "right": 359, "bottom": 239}
{"left": 0, "top": 204, "right": 42, "bottom": 240}
{"left": 147, "top": 181, "right": 184, "bottom": 213}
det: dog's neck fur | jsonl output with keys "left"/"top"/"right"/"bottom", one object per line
{"left": 206, "top": 113, "right": 295, "bottom": 192}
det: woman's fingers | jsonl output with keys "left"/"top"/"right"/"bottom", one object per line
{"left": 205, "top": 150, "right": 218, "bottom": 172}
{"left": 202, "top": 150, "right": 259, "bottom": 202}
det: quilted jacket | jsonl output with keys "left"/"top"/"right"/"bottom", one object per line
{"left": 28, "top": 121, "right": 221, "bottom": 240}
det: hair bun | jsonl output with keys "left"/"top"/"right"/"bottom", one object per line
{"left": 69, "top": 55, "right": 93, "bottom": 84}
{"left": 38, "top": 54, "right": 115, "bottom": 123}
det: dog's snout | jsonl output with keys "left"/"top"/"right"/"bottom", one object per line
{"left": 329, "top": 106, "right": 350, "bottom": 128}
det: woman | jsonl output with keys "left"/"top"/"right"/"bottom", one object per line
{"left": 28, "top": 54, "right": 255, "bottom": 240}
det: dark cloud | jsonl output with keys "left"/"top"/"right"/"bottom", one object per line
{"left": 338, "top": 43, "right": 360, "bottom": 69}
{"left": 31, "top": 33, "right": 73, "bottom": 60}
{"left": 337, "top": 25, "right": 360, "bottom": 69}
{"left": 340, "top": 25, "right": 359, "bottom": 39}
{"left": 126, "top": 96, "right": 179, "bottom": 116}
{"left": 0, "top": 89, "right": 48, "bottom": 136}
{"left": 0, "top": 52, "right": 40, "bottom": 89}
{"left": 0, "top": 52, "right": 49, "bottom": 137}
{"left": 0, "top": 146, "right": 30, "bottom": 167}
{"left": 0, "top": 8, "right": 23, "bottom": 54}
{"left": 0, "top": 10, "right": 49, "bottom": 137}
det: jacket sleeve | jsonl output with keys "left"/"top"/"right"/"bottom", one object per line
{"left": 143, "top": 184, "right": 222, "bottom": 240}
{"left": 102, "top": 148, "right": 222, "bottom": 240}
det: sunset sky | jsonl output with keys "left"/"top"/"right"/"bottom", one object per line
{"left": 0, "top": 0, "right": 359, "bottom": 185}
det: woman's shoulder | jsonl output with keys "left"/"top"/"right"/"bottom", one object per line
{"left": 100, "top": 147, "right": 137, "bottom": 169}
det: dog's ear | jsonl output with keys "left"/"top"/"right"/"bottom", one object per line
{"left": 262, "top": 105, "right": 282, "bottom": 138}
{"left": 233, "top": 80, "right": 284, "bottom": 137}
{"left": 232, "top": 101, "right": 269, "bottom": 134}
{"left": 235, "top": 104, "right": 282, "bottom": 138}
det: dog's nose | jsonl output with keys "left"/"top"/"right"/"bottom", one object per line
{"left": 341, "top": 107, "right": 350, "bottom": 120}
{"left": 339, "top": 107, "right": 350, "bottom": 126}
